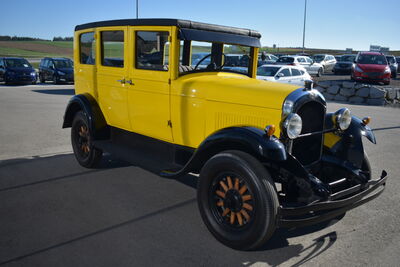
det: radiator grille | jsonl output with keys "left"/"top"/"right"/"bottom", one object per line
{"left": 292, "top": 101, "right": 325, "bottom": 165}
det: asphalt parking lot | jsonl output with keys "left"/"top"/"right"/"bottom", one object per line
{"left": 0, "top": 83, "right": 400, "bottom": 266}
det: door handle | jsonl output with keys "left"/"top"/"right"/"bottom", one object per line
{"left": 117, "top": 78, "right": 125, "bottom": 84}
{"left": 125, "top": 79, "right": 134, "bottom": 85}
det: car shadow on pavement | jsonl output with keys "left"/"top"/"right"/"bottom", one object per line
{"left": 0, "top": 153, "right": 339, "bottom": 266}
{"left": 31, "top": 89, "right": 75, "bottom": 95}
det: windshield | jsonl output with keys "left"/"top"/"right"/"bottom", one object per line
{"left": 357, "top": 55, "right": 387, "bottom": 65}
{"left": 257, "top": 66, "right": 280, "bottom": 76}
{"left": 179, "top": 40, "right": 253, "bottom": 76}
{"left": 312, "top": 55, "right": 325, "bottom": 62}
{"left": 54, "top": 59, "right": 73, "bottom": 68}
{"left": 386, "top": 57, "right": 395, "bottom": 64}
{"left": 276, "top": 57, "right": 294, "bottom": 63}
{"left": 4, "top": 58, "right": 32, "bottom": 68}
{"left": 340, "top": 55, "right": 356, "bottom": 62}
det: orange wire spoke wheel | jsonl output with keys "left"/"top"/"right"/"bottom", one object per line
{"left": 211, "top": 174, "right": 255, "bottom": 228}
{"left": 76, "top": 124, "right": 91, "bottom": 158}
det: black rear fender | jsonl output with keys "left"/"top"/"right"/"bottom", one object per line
{"left": 62, "top": 94, "right": 109, "bottom": 140}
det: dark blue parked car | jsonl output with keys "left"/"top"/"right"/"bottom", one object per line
{"left": 0, "top": 57, "right": 37, "bottom": 85}
{"left": 39, "top": 57, "right": 74, "bottom": 84}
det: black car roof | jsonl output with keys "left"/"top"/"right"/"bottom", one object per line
{"left": 75, "top": 18, "right": 261, "bottom": 38}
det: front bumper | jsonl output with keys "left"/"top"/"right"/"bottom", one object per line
{"left": 277, "top": 170, "right": 388, "bottom": 228}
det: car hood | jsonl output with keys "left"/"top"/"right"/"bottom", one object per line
{"left": 357, "top": 64, "right": 387, "bottom": 72}
{"left": 174, "top": 72, "right": 299, "bottom": 110}
{"left": 6, "top": 67, "right": 35, "bottom": 72}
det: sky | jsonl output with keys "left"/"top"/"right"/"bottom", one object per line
{"left": 1, "top": 0, "right": 399, "bottom": 50}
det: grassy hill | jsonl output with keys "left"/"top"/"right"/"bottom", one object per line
{"left": 0, "top": 40, "right": 398, "bottom": 60}
{"left": 0, "top": 41, "right": 73, "bottom": 58}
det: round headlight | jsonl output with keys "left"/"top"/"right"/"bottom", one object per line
{"left": 334, "top": 108, "right": 352, "bottom": 130}
{"left": 283, "top": 113, "right": 302, "bottom": 139}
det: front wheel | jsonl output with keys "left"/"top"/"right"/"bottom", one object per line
{"left": 317, "top": 68, "right": 323, "bottom": 77}
{"left": 71, "top": 111, "right": 103, "bottom": 168}
{"left": 197, "top": 150, "right": 279, "bottom": 250}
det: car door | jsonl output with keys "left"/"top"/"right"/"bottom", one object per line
{"left": 96, "top": 27, "right": 131, "bottom": 130}
{"left": 275, "top": 67, "right": 292, "bottom": 84}
{"left": 305, "top": 57, "right": 317, "bottom": 74}
{"left": 290, "top": 68, "right": 304, "bottom": 85}
{"left": 0, "top": 59, "right": 4, "bottom": 81}
{"left": 127, "top": 26, "right": 173, "bottom": 142}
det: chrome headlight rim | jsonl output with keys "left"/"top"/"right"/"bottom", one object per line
{"left": 283, "top": 113, "right": 302, "bottom": 139}
{"left": 333, "top": 108, "right": 352, "bottom": 131}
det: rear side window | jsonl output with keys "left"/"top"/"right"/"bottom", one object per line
{"left": 297, "top": 57, "right": 306, "bottom": 63}
{"left": 136, "top": 31, "right": 170, "bottom": 71}
{"left": 80, "top": 32, "right": 96, "bottom": 65}
{"left": 101, "top": 31, "right": 124, "bottom": 67}
{"left": 277, "top": 57, "right": 294, "bottom": 63}
{"left": 291, "top": 68, "right": 301, "bottom": 76}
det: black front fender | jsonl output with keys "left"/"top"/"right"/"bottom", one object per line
{"left": 160, "top": 127, "right": 287, "bottom": 177}
{"left": 326, "top": 114, "right": 376, "bottom": 168}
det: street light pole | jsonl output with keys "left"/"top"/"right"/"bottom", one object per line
{"left": 136, "top": 0, "right": 139, "bottom": 19}
{"left": 302, "top": 0, "right": 307, "bottom": 54}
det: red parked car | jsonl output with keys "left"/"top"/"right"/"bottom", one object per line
{"left": 351, "top": 52, "right": 391, "bottom": 85}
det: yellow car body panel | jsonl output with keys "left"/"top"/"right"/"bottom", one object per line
{"left": 171, "top": 72, "right": 298, "bottom": 147}
{"left": 73, "top": 24, "right": 299, "bottom": 148}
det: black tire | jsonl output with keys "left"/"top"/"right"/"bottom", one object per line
{"left": 71, "top": 111, "right": 102, "bottom": 168}
{"left": 53, "top": 75, "right": 58, "bottom": 84}
{"left": 197, "top": 150, "right": 279, "bottom": 250}
{"left": 39, "top": 74, "right": 45, "bottom": 83}
{"left": 317, "top": 68, "right": 323, "bottom": 77}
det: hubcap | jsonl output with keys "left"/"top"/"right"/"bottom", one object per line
{"left": 213, "top": 176, "right": 254, "bottom": 227}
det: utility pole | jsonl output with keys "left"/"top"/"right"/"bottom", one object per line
{"left": 302, "top": 0, "right": 307, "bottom": 54}
{"left": 136, "top": 0, "right": 139, "bottom": 19}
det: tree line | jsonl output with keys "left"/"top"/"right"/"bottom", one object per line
{"left": 0, "top": 35, "right": 73, "bottom": 41}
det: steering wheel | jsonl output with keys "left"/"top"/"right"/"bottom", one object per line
{"left": 194, "top": 54, "right": 211, "bottom": 70}
{"left": 194, "top": 53, "right": 227, "bottom": 70}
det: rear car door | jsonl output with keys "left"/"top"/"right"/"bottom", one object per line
{"left": 0, "top": 59, "right": 4, "bottom": 81}
{"left": 290, "top": 68, "right": 304, "bottom": 85}
{"left": 127, "top": 27, "right": 173, "bottom": 142}
{"left": 96, "top": 27, "right": 131, "bottom": 130}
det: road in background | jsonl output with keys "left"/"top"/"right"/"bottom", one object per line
{"left": 0, "top": 84, "right": 399, "bottom": 266}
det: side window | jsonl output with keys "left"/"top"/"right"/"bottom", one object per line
{"left": 291, "top": 68, "right": 301, "bottom": 76}
{"left": 101, "top": 31, "right": 124, "bottom": 67}
{"left": 80, "top": 32, "right": 96, "bottom": 65}
{"left": 306, "top": 57, "right": 312, "bottom": 63}
{"left": 0, "top": 59, "right": 3, "bottom": 68}
{"left": 297, "top": 57, "right": 306, "bottom": 63}
{"left": 136, "top": 31, "right": 169, "bottom": 71}
{"left": 280, "top": 68, "right": 291, "bottom": 77}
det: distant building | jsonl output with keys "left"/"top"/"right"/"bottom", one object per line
{"left": 369, "top": 45, "right": 390, "bottom": 54}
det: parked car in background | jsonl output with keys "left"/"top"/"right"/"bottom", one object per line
{"left": 275, "top": 55, "right": 324, "bottom": 76}
{"left": 332, "top": 54, "right": 356, "bottom": 75}
{"left": 351, "top": 52, "right": 391, "bottom": 85}
{"left": 257, "top": 64, "right": 312, "bottom": 86}
{"left": 385, "top": 55, "right": 398, "bottom": 78}
{"left": 396, "top": 57, "right": 400, "bottom": 72}
{"left": 39, "top": 57, "right": 74, "bottom": 84}
{"left": 334, "top": 55, "right": 342, "bottom": 61}
{"left": 0, "top": 57, "right": 37, "bottom": 85}
{"left": 258, "top": 52, "right": 278, "bottom": 66}
{"left": 312, "top": 54, "right": 336, "bottom": 72}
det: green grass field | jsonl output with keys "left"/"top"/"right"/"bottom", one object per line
{"left": 0, "top": 40, "right": 398, "bottom": 59}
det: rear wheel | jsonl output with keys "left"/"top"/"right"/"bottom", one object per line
{"left": 197, "top": 150, "right": 279, "bottom": 250}
{"left": 71, "top": 111, "right": 102, "bottom": 168}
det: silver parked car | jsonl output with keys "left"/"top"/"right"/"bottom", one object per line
{"left": 257, "top": 64, "right": 312, "bottom": 86}
{"left": 312, "top": 54, "right": 337, "bottom": 72}
{"left": 385, "top": 55, "right": 398, "bottom": 78}
{"left": 275, "top": 55, "right": 324, "bottom": 76}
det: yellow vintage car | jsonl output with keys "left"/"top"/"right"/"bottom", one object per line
{"left": 63, "top": 19, "right": 387, "bottom": 250}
